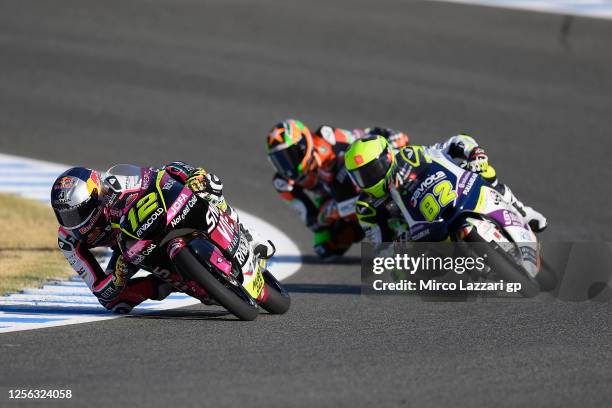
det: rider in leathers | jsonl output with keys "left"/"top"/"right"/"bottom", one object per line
{"left": 53, "top": 161, "right": 272, "bottom": 314}
{"left": 349, "top": 134, "right": 548, "bottom": 246}
{"left": 266, "top": 119, "right": 409, "bottom": 260}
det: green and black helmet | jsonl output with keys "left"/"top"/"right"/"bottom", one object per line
{"left": 344, "top": 135, "right": 396, "bottom": 198}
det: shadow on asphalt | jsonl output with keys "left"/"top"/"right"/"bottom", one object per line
{"left": 128, "top": 308, "right": 296, "bottom": 320}
{"left": 284, "top": 283, "right": 361, "bottom": 295}
{"left": 273, "top": 255, "right": 361, "bottom": 265}
{"left": 127, "top": 309, "right": 238, "bottom": 321}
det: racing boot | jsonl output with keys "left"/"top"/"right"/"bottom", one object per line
{"left": 313, "top": 224, "right": 357, "bottom": 262}
{"left": 103, "top": 276, "right": 174, "bottom": 314}
{"left": 240, "top": 222, "right": 276, "bottom": 259}
{"left": 496, "top": 184, "right": 548, "bottom": 233}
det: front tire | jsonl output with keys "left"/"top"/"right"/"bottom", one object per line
{"left": 173, "top": 248, "right": 259, "bottom": 321}
{"left": 259, "top": 270, "right": 291, "bottom": 314}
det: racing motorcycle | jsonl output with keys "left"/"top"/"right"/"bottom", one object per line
{"left": 103, "top": 164, "right": 290, "bottom": 320}
{"left": 389, "top": 146, "right": 546, "bottom": 297}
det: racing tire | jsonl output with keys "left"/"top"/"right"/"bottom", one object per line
{"left": 463, "top": 230, "right": 541, "bottom": 298}
{"left": 259, "top": 270, "right": 291, "bottom": 314}
{"left": 173, "top": 248, "right": 259, "bottom": 321}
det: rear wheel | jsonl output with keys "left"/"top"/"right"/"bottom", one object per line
{"left": 259, "top": 270, "right": 291, "bottom": 314}
{"left": 463, "top": 229, "right": 541, "bottom": 297}
{"left": 173, "top": 248, "right": 259, "bottom": 321}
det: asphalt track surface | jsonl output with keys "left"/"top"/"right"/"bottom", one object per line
{"left": 0, "top": 1, "right": 611, "bottom": 407}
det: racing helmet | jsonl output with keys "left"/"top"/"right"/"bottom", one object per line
{"left": 51, "top": 167, "right": 105, "bottom": 234}
{"left": 266, "top": 119, "right": 315, "bottom": 181}
{"left": 344, "top": 135, "right": 395, "bottom": 198}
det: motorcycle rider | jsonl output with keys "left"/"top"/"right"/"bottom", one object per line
{"left": 265, "top": 119, "right": 409, "bottom": 260}
{"left": 344, "top": 134, "right": 548, "bottom": 245}
{"left": 51, "top": 162, "right": 273, "bottom": 314}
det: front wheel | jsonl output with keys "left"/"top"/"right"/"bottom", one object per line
{"left": 259, "top": 269, "right": 291, "bottom": 314}
{"left": 173, "top": 247, "right": 259, "bottom": 321}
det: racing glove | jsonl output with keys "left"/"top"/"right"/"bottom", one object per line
{"left": 466, "top": 147, "right": 489, "bottom": 173}
{"left": 466, "top": 147, "right": 497, "bottom": 181}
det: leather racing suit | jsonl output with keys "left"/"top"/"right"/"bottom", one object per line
{"left": 272, "top": 125, "right": 409, "bottom": 259}
{"left": 355, "top": 134, "right": 548, "bottom": 246}
{"left": 57, "top": 161, "right": 233, "bottom": 313}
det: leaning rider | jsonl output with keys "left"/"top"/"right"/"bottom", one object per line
{"left": 265, "top": 119, "right": 409, "bottom": 260}
{"left": 51, "top": 162, "right": 273, "bottom": 314}
{"left": 343, "top": 134, "right": 548, "bottom": 246}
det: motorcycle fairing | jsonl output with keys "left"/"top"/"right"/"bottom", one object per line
{"left": 392, "top": 147, "right": 540, "bottom": 277}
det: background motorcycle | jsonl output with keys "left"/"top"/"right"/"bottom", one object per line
{"left": 389, "top": 146, "right": 553, "bottom": 297}
{"left": 104, "top": 164, "right": 290, "bottom": 320}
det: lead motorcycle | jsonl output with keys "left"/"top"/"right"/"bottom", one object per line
{"left": 389, "top": 146, "right": 550, "bottom": 297}
{"left": 103, "top": 164, "right": 290, "bottom": 320}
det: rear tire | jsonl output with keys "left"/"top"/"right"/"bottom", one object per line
{"left": 463, "top": 230, "right": 541, "bottom": 297}
{"left": 173, "top": 248, "right": 259, "bottom": 321}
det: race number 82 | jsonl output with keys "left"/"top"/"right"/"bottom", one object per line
{"left": 419, "top": 180, "right": 457, "bottom": 222}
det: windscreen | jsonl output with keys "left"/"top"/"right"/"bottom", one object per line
{"left": 104, "top": 164, "right": 143, "bottom": 192}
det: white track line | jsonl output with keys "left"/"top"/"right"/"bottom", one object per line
{"left": 0, "top": 153, "right": 301, "bottom": 333}
{"left": 430, "top": 0, "right": 612, "bottom": 19}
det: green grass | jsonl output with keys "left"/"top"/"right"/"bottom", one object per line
{"left": 0, "top": 193, "right": 73, "bottom": 295}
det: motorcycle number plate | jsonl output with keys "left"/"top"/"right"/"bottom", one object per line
{"left": 244, "top": 269, "right": 265, "bottom": 299}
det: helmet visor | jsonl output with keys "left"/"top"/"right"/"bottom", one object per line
{"left": 268, "top": 143, "right": 305, "bottom": 180}
{"left": 349, "top": 148, "right": 393, "bottom": 189}
{"left": 54, "top": 193, "right": 99, "bottom": 230}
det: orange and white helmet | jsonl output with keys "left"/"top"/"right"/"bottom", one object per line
{"left": 266, "top": 119, "right": 315, "bottom": 181}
